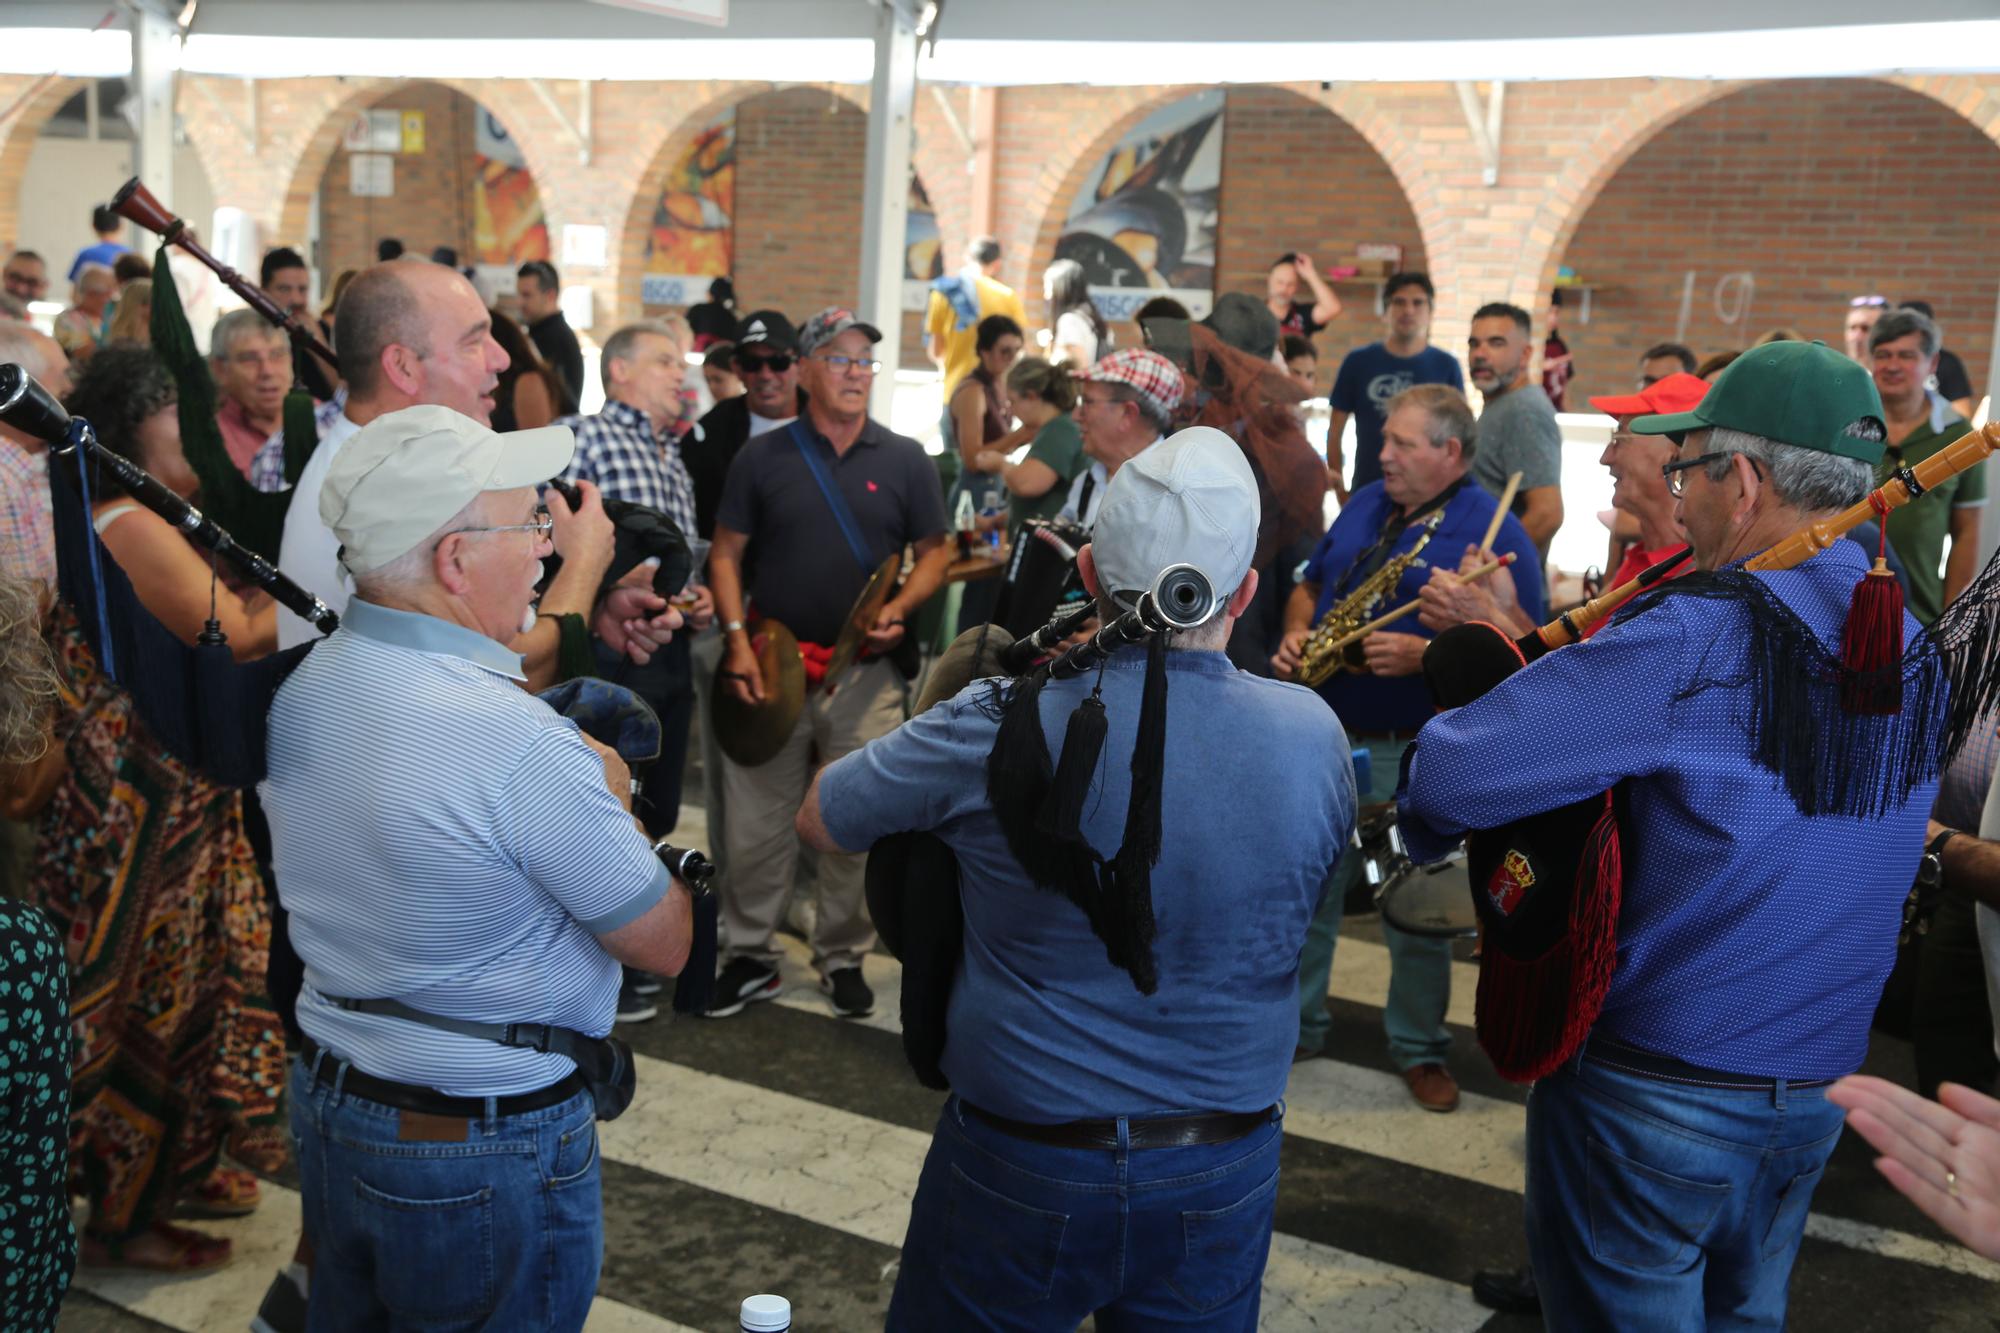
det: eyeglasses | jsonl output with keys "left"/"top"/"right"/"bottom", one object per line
{"left": 737, "top": 353, "right": 793, "bottom": 374}
{"left": 813, "top": 353, "right": 881, "bottom": 377}
{"left": 448, "top": 508, "right": 554, "bottom": 541}
{"left": 1849, "top": 295, "right": 1890, "bottom": 309}
{"left": 1661, "top": 453, "right": 1762, "bottom": 497}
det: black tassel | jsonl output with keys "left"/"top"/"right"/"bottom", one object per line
{"left": 670, "top": 892, "right": 720, "bottom": 1015}
{"left": 1104, "top": 631, "right": 1170, "bottom": 994}
{"left": 1036, "top": 692, "right": 1106, "bottom": 841}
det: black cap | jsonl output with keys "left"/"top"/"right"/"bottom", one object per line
{"left": 735, "top": 309, "right": 798, "bottom": 355}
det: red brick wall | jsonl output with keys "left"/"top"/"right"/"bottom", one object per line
{"left": 1558, "top": 79, "right": 2000, "bottom": 404}
{"left": 1215, "top": 86, "right": 1430, "bottom": 393}
{"left": 731, "top": 87, "right": 865, "bottom": 329}
{"left": 317, "top": 83, "right": 485, "bottom": 280}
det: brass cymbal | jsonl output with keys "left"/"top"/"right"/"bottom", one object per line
{"left": 825, "top": 554, "right": 902, "bottom": 689}
{"left": 710, "top": 619, "right": 806, "bottom": 767}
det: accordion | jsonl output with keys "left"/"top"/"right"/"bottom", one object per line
{"left": 993, "top": 517, "right": 1090, "bottom": 637}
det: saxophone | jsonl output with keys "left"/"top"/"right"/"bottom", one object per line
{"left": 1294, "top": 509, "right": 1446, "bottom": 687}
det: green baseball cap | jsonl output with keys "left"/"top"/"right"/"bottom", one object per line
{"left": 1631, "top": 339, "right": 1886, "bottom": 465}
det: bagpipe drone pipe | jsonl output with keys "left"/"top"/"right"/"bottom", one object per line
{"left": 866, "top": 572, "right": 1216, "bottom": 1089}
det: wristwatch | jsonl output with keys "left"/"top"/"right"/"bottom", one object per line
{"left": 722, "top": 619, "right": 746, "bottom": 635}
{"left": 1918, "top": 829, "right": 1959, "bottom": 888}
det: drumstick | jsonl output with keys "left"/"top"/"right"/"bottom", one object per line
{"left": 1330, "top": 551, "right": 1516, "bottom": 651}
{"left": 1478, "top": 472, "right": 1523, "bottom": 553}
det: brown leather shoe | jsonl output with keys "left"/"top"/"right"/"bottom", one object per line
{"left": 1402, "top": 1062, "right": 1460, "bottom": 1112}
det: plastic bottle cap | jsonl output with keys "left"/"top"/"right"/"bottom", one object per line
{"left": 740, "top": 1293, "right": 792, "bottom": 1331}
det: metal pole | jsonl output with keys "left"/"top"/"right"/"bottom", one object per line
{"left": 859, "top": 0, "right": 918, "bottom": 424}
{"left": 125, "top": 2, "right": 177, "bottom": 223}
{"left": 1975, "top": 279, "right": 2000, "bottom": 568}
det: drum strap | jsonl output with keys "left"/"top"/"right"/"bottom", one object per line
{"left": 790, "top": 421, "right": 878, "bottom": 576}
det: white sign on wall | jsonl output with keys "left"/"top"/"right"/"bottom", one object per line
{"left": 562, "top": 224, "right": 609, "bottom": 269}
{"left": 348, "top": 153, "right": 394, "bottom": 198}
{"left": 342, "top": 110, "right": 403, "bottom": 154}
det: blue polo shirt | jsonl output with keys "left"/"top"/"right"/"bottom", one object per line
{"left": 1304, "top": 479, "right": 1544, "bottom": 734}
{"left": 262, "top": 599, "right": 669, "bottom": 1096}
{"left": 819, "top": 649, "right": 1354, "bottom": 1122}
{"left": 1399, "top": 539, "right": 1939, "bottom": 1079}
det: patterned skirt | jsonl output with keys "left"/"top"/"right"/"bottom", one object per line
{"left": 30, "top": 606, "right": 287, "bottom": 1240}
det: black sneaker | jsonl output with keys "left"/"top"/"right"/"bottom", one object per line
{"left": 615, "top": 982, "right": 659, "bottom": 1024}
{"left": 821, "top": 966, "right": 874, "bottom": 1019}
{"left": 626, "top": 967, "right": 663, "bottom": 997}
{"left": 704, "top": 957, "right": 781, "bottom": 1018}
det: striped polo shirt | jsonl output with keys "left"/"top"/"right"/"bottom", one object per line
{"left": 262, "top": 598, "right": 668, "bottom": 1096}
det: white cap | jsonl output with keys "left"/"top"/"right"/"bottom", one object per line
{"left": 319, "top": 404, "right": 574, "bottom": 575}
{"left": 739, "top": 1293, "right": 792, "bottom": 1331}
{"left": 1091, "top": 425, "right": 1259, "bottom": 614}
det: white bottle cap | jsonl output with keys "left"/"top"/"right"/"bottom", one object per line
{"left": 740, "top": 1293, "right": 792, "bottom": 1331}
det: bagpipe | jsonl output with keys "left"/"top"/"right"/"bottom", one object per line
{"left": 1420, "top": 421, "right": 2000, "bottom": 1082}
{"left": 866, "top": 571, "right": 1216, "bottom": 1088}
{"left": 5, "top": 360, "right": 719, "bottom": 1009}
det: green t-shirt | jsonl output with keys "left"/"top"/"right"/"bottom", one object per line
{"left": 1877, "top": 396, "right": 1982, "bottom": 626}
{"left": 1007, "top": 414, "right": 1088, "bottom": 536}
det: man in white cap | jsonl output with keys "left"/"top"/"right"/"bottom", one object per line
{"left": 261, "top": 405, "right": 698, "bottom": 1331}
{"left": 799, "top": 426, "right": 1354, "bottom": 1329}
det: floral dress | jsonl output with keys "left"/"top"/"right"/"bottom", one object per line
{"left": 0, "top": 898, "right": 75, "bottom": 1332}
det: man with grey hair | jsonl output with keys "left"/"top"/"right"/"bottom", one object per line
{"left": 798, "top": 426, "right": 1352, "bottom": 1328}
{"left": 1277, "top": 381, "right": 1544, "bottom": 1114}
{"left": 263, "top": 404, "right": 696, "bottom": 1331}
{"left": 1060, "top": 348, "right": 1184, "bottom": 529}
{"left": 1403, "top": 341, "right": 1939, "bottom": 1328}
{"left": 1870, "top": 305, "right": 1981, "bottom": 625}
{"left": 554, "top": 319, "right": 714, "bottom": 1020}
{"left": 210, "top": 308, "right": 294, "bottom": 484}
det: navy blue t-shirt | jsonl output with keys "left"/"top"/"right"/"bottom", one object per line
{"left": 1328, "top": 343, "right": 1465, "bottom": 490}
{"left": 1304, "top": 479, "right": 1543, "bottom": 735}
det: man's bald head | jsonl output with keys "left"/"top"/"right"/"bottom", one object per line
{"left": 335, "top": 259, "right": 506, "bottom": 423}
{"left": 0, "top": 323, "right": 70, "bottom": 449}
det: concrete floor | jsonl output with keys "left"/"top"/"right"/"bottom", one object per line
{"left": 54, "top": 798, "right": 2000, "bottom": 1332}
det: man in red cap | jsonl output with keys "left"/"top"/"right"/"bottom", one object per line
{"left": 1589, "top": 373, "right": 1708, "bottom": 595}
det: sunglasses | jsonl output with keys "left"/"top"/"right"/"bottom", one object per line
{"left": 736, "top": 352, "right": 794, "bottom": 374}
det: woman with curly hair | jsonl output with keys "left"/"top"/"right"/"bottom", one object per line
{"left": 30, "top": 344, "right": 286, "bottom": 1274}
{"left": 0, "top": 570, "right": 75, "bottom": 1331}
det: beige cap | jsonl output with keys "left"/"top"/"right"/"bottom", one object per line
{"left": 320, "top": 405, "right": 574, "bottom": 575}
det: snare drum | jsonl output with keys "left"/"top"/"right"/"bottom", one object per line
{"left": 1352, "top": 804, "right": 1477, "bottom": 939}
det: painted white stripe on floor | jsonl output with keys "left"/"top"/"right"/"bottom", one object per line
{"left": 616, "top": 1051, "right": 1489, "bottom": 1332}
{"left": 67, "top": 1185, "right": 693, "bottom": 1333}
{"left": 767, "top": 932, "right": 2000, "bottom": 1285}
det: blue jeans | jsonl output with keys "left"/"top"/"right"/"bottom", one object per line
{"left": 289, "top": 1057, "right": 604, "bottom": 1332}
{"left": 1525, "top": 1048, "right": 1846, "bottom": 1331}
{"left": 887, "top": 1097, "right": 1284, "bottom": 1331}
{"left": 1295, "top": 737, "right": 1453, "bottom": 1068}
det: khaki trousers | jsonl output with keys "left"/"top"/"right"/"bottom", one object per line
{"left": 720, "top": 657, "right": 906, "bottom": 974}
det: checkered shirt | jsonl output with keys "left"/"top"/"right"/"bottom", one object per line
{"left": 0, "top": 440, "right": 55, "bottom": 586}
{"left": 249, "top": 390, "right": 347, "bottom": 494}
{"left": 555, "top": 399, "right": 701, "bottom": 569}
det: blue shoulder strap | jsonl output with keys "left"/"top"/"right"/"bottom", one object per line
{"left": 789, "top": 420, "right": 877, "bottom": 575}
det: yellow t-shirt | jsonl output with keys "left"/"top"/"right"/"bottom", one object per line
{"left": 926, "top": 274, "right": 1028, "bottom": 392}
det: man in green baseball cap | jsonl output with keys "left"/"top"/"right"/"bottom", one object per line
{"left": 1630, "top": 339, "right": 1886, "bottom": 571}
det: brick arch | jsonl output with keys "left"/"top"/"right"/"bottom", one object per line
{"left": 273, "top": 78, "right": 567, "bottom": 255}
{"left": 1019, "top": 83, "right": 1435, "bottom": 318}
{"left": 612, "top": 82, "right": 871, "bottom": 325}
{"left": 0, "top": 75, "right": 92, "bottom": 254}
{"left": 1547, "top": 76, "right": 2000, "bottom": 400}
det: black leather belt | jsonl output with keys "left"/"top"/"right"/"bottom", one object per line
{"left": 964, "top": 1101, "right": 1275, "bottom": 1150}
{"left": 1585, "top": 1037, "right": 1835, "bottom": 1092}
{"left": 300, "top": 1037, "right": 587, "bottom": 1118}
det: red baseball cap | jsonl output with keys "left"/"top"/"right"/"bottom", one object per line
{"left": 1587, "top": 372, "right": 1709, "bottom": 420}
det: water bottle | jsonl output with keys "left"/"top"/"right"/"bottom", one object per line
{"left": 741, "top": 1293, "right": 792, "bottom": 1332}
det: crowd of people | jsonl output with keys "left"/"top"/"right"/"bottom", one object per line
{"left": 0, "top": 193, "right": 1997, "bottom": 1333}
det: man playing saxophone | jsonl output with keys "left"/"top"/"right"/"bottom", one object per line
{"left": 1273, "top": 384, "right": 1543, "bottom": 1109}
